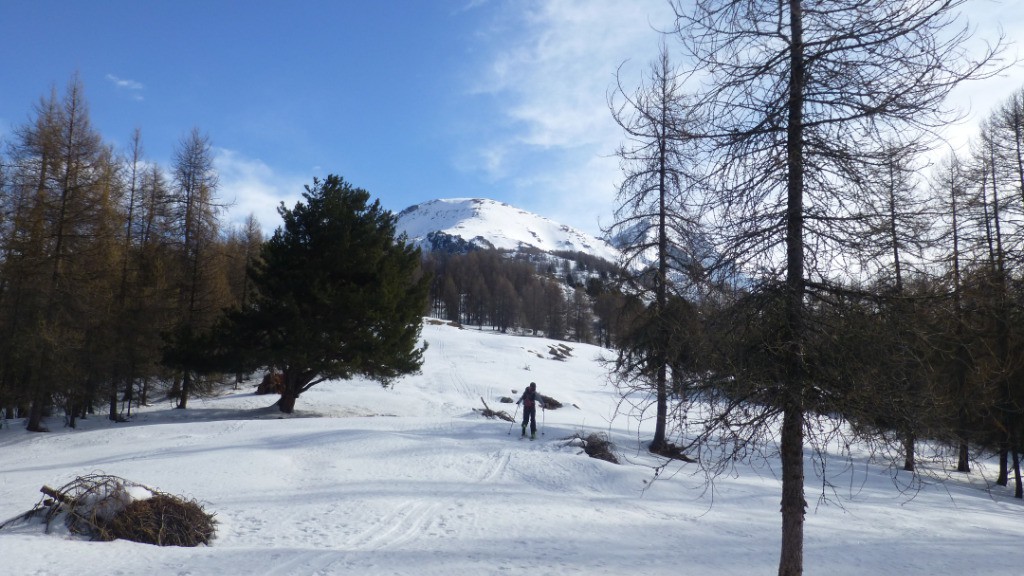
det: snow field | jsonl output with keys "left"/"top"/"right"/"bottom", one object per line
{"left": 1, "top": 321, "right": 1022, "bottom": 575}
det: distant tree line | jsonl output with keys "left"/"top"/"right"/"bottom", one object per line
{"left": 420, "top": 247, "right": 642, "bottom": 348}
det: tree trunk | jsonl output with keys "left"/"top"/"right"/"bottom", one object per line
{"left": 1013, "top": 448, "right": 1022, "bottom": 499}
{"left": 779, "top": 2, "right": 806, "bottom": 574}
{"left": 999, "top": 442, "right": 1009, "bottom": 486}
{"left": 278, "top": 371, "right": 301, "bottom": 414}
{"left": 65, "top": 397, "right": 78, "bottom": 429}
{"left": 903, "top": 433, "right": 915, "bottom": 472}
{"left": 176, "top": 371, "right": 191, "bottom": 409}
{"left": 26, "top": 396, "right": 46, "bottom": 432}
{"left": 650, "top": 363, "right": 668, "bottom": 453}
{"left": 122, "top": 378, "right": 134, "bottom": 419}
{"left": 957, "top": 440, "right": 970, "bottom": 473}
{"left": 108, "top": 387, "right": 118, "bottom": 422}
{"left": 278, "top": 392, "right": 297, "bottom": 414}
{"left": 779, "top": 403, "right": 806, "bottom": 576}
{"left": 950, "top": 155, "right": 971, "bottom": 476}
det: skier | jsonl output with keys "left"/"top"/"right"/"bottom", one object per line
{"left": 516, "top": 382, "right": 545, "bottom": 439}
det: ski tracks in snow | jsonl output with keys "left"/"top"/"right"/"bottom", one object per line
{"left": 436, "top": 330, "right": 505, "bottom": 404}
{"left": 339, "top": 446, "right": 513, "bottom": 554}
{"left": 442, "top": 338, "right": 476, "bottom": 401}
{"left": 240, "top": 444, "right": 520, "bottom": 573}
{"left": 345, "top": 498, "right": 441, "bottom": 551}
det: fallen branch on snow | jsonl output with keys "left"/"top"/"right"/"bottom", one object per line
{"left": 477, "top": 397, "right": 514, "bottom": 422}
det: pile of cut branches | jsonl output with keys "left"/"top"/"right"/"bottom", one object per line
{"left": 477, "top": 397, "right": 514, "bottom": 422}
{"left": 547, "top": 344, "right": 573, "bottom": 360}
{"left": 3, "top": 474, "right": 216, "bottom": 546}
{"left": 650, "top": 442, "right": 697, "bottom": 463}
{"left": 565, "top": 432, "right": 619, "bottom": 464}
{"left": 539, "top": 394, "right": 562, "bottom": 410}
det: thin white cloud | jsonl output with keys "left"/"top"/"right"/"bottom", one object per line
{"left": 468, "top": 1, "right": 1020, "bottom": 237}
{"left": 935, "top": 1, "right": 1024, "bottom": 155}
{"left": 456, "top": 142, "right": 512, "bottom": 181}
{"left": 468, "top": 0, "right": 674, "bottom": 236}
{"left": 478, "top": 1, "right": 666, "bottom": 146}
{"left": 105, "top": 74, "right": 145, "bottom": 100}
{"left": 455, "top": 0, "right": 491, "bottom": 14}
{"left": 214, "top": 148, "right": 307, "bottom": 236}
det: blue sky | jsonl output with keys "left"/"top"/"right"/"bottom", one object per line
{"left": 0, "top": 0, "right": 1020, "bottom": 238}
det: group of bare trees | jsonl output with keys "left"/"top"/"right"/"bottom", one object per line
{"left": 607, "top": 1, "right": 1012, "bottom": 575}
{"left": 0, "top": 76, "right": 262, "bottom": 428}
{"left": 938, "top": 87, "right": 1024, "bottom": 487}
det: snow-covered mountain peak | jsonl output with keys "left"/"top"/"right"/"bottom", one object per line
{"left": 396, "top": 198, "right": 618, "bottom": 262}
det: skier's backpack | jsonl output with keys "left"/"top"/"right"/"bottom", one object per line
{"left": 523, "top": 390, "right": 535, "bottom": 409}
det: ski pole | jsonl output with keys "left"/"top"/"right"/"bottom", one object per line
{"left": 541, "top": 407, "right": 546, "bottom": 436}
{"left": 508, "top": 404, "right": 519, "bottom": 435}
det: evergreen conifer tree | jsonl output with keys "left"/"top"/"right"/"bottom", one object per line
{"left": 226, "top": 175, "right": 429, "bottom": 413}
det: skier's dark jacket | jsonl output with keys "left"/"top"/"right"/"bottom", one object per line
{"left": 517, "top": 388, "right": 544, "bottom": 409}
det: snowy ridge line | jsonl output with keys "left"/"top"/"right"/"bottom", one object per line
{"left": 396, "top": 198, "right": 619, "bottom": 262}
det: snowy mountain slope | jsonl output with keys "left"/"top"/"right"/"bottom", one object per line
{"left": 1, "top": 321, "right": 1022, "bottom": 575}
{"left": 396, "top": 198, "right": 619, "bottom": 262}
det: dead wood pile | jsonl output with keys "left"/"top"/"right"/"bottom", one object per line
{"left": 256, "top": 371, "right": 285, "bottom": 395}
{"left": 2, "top": 474, "right": 216, "bottom": 546}
{"left": 539, "top": 394, "right": 562, "bottom": 409}
{"left": 565, "top": 432, "right": 619, "bottom": 464}
{"left": 476, "top": 397, "right": 514, "bottom": 422}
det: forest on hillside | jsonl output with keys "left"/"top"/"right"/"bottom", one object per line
{"left": 420, "top": 247, "right": 635, "bottom": 347}
{"left": 0, "top": 76, "right": 263, "bottom": 430}
{"left": 0, "top": 76, "right": 432, "bottom": 425}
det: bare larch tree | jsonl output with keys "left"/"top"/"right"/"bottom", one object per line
{"left": 668, "top": 1, "right": 1005, "bottom": 574}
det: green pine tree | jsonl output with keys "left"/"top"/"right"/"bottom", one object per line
{"left": 228, "top": 175, "right": 429, "bottom": 413}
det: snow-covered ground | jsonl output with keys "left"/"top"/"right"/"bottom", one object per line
{"left": 1, "top": 320, "right": 1021, "bottom": 575}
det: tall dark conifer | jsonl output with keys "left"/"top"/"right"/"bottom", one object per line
{"left": 224, "top": 175, "right": 429, "bottom": 414}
